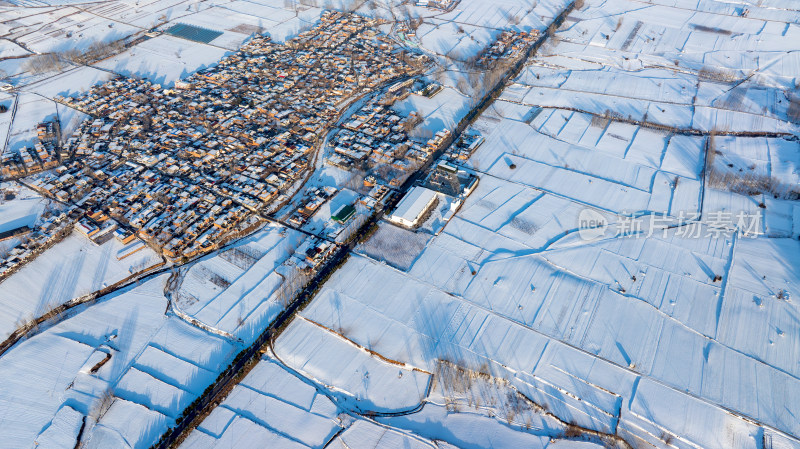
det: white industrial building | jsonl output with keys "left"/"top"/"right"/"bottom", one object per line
{"left": 388, "top": 186, "right": 439, "bottom": 228}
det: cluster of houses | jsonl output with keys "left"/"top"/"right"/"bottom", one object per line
{"left": 0, "top": 207, "right": 75, "bottom": 280}
{"left": 445, "top": 131, "right": 484, "bottom": 161}
{"left": 294, "top": 237, "right": 338, "bottom": 273}
{"left": 288, "top": 186, "right": 340, "bottom": 228}
{"left": 21, "top": 12, "right": 423, "bottom": 263}
{"left": 0, "top": 121, "right": 62, "bottom": 179}
{"left": 476, "top": 30, "right": 538, "bottom": 68}
{"left": 415, "top": 0, "right": 460, "bottom": 11}
{"left": 327, "top": 80, "right": 450, "bottom": 187}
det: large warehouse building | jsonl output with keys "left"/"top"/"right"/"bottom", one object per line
{"left": 388, "top": 186, "right": 439, "bottom": 228}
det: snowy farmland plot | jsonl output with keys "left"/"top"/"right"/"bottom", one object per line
{"left": 0, "top": 275, "right": 192, "bottom": 449}
{"left": 275, "top": 316, "right": 432, "bottom": 414}
{"left": 191, "top": 283, "right": 605, "bottom": 449}
{"left": 241, "top": 1, "right": 800, "bottom": 448}
{"left": 358, "top": 221, "right": 432, "bottom": 271}
{"left": 392, "top": 74, "right": 473, "bottom": 138}
{"left": 180, "top": 357, "right": 344, "bottom": 449}
{"left": 700, "top": 135, "right": 800, "bottom": 238}
{"left": 283, "top": 235, "right": 800, "bottom": 448}
{"left": 0, "top": 231, "right": 162, "bottom": 340}
{"left": 0, "top": 184, "right": 46, "bottom": 234}
{"left": 93, "top": 34, "right": 230, "bottom": 87}
{"left": 515, "top": 0, "right": 800, "bottom": 134}
{"left": 4, "top": 93, "right": 60, "bottom": 152}
{"left": 2, "top": 0, "right": 800, "bottom": 447}
{"left": 0, "top": 223, "right": 320, "bottom": 448}
{"left": 468, "top": 108, "right": 705, "bottom": 216}
{"left": 173, "top": 225, "right": 309, "bottom": 344}
{"left": 182, "top": 355, "right": 488, "bottom": 449}
{"left": 0, "top": 6, "right": 138, "bottom": 55}
{"left": 329, "top": 419, "right": 450, "bottom": 449}
{"left": 376, "top": 361, "right": 582, "bottom": 448}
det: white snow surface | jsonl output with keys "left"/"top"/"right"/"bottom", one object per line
{"left": 0, "top": 195, "right": 45, "bottom": 233}
{"left": 3, "top": 0, "right": 800, "bottom": 448}
{"left": 263, "top": 1, "right": 800, "bottom": 446}
{"left": 0, "top": 232, "right": 162, "bottom": 340}
{"left": 275, "top": 316, "right": 432, "bottom": 413}
{"left": 181, "top": 357, "right": 343, "bottom": 449}
{"left": 0, "top": 224, "right": 321, "bottom": 448}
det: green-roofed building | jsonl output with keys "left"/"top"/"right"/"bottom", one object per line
{"left": 332, "top": 203, "right": 356, "bottom": 224}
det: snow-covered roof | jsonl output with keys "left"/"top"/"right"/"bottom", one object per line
{"left": 389, "top": 186, "right": 438, "bottom": 226}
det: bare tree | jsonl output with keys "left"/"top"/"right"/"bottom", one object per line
{"left": 88, "top": 388, "right": 116, "bottom": 422}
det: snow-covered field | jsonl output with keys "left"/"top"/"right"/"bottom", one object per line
{"left": 174, "top": 225, "right": 308, "bottom": 344}
{"left": 181, "top": 357, "right": 343, "bottom": 449}
{"left": 469, "top": 107, "right": 705, "bottom": 216}
{"left": 279, "top": 225, "right": 800, "bottom": 447}
{"left": 0, "top": 6, "right": 139, "bottom": 54}
{"left": 275, "top": 316, "right": 432, "bottom": 413}
{"left": 0, "top": 231, "right": 162, "bottom": 340}
{"left": 0, "top": 93, "right": 14, "bottom": 151}
{"left": 0, "top": 191, "right": 45, "bottom": 234}
{"left": 510, "top": 0, "right": 800, "bottom": 134}
{"left": 2, "top": 0, "right": 800, "bottom": 447}
{"left": 0, "top": 275, "right": 173, "bottom": 448}
{"left": 241, "top": 1, "right": 800, "bottom": 448}
{"left": 358, "top": 221, "right": 432, "bottom": 271}
{"left": 0, "top": 223, "right": 320, "bottom": 448}
{"left": 394, "top": 84, "right": 472, "bottom": 138}
{"left": 93, "top": 34, "right": 230, "bottom": 87}
{"left": 4, "top": 93, "right": 58, "bottom": 152}
{"left": 24, "top": 65, "right": 114, "bottom": 100}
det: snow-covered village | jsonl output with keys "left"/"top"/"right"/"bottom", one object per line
{"left": 0, "top": 0, "right": 798, "bottom": 448}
